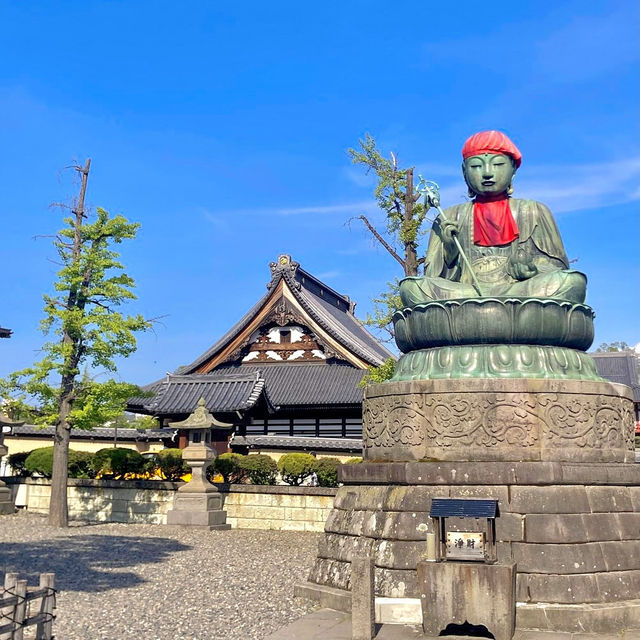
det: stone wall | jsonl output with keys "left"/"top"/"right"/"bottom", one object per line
{"left": 224, "top": 485, "right": 335, "bottom": 531}
{"left": 12, "top": 478, "right": 177, "bottom": 524}
{"left": 5, "top": 478, "right": 336, "bottom": 530}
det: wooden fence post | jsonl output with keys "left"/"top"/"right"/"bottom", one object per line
{"left": 13, "top": 579, "right": 26, "bottom": 640}
{"left": 1, "top": 572, "right": 56, "bottom": 640}
{"left": 0, "top": 573, "right": 18, "bottom": 640}
{"left": 36, "top": 573, "right": 55, "bottom": 640}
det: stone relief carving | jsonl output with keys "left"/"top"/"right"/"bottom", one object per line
{"left": 363, "top": 391, "right": 633, "bottom": 453}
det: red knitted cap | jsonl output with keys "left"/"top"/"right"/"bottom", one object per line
{"left": 462, "top": 130, "right": 522, "bottom": 168}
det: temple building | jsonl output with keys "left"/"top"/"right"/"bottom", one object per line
{"left": 128, "top": 255, "right": 393, "bottom": 456}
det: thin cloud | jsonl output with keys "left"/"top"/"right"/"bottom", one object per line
{"left": 516, "top": 157, "right": 640, "bottom": 213}
{"left": 274, "top": 200, "right": 375, "bottom": 216}
{"left": 534, "top": 9, "right": 638, "bottom": 82}
{"left": 197, "top": 199, "right": 375, "bottom": 220}
{"left": 342, "top": 166, "right": 377, "bottom": 188}
{"left": 316, "top": 270, "right": 340, "bottom": 280}
{"left": 201, "top": 157, "right": 638, "bottom": 229}
{"left": 419, "top": 6, "right": 637, "bottom": 85}
{"left": 414, "top": 162, "right": 462, "bottom": 179}
{"left": 414, "top": 158, "right": 640, "bottom": 215}
{"left": 200, "top": 208, "right": 230, "bottom": 229}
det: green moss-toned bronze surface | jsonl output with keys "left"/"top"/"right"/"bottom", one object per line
{"left": 392, "top": 345, "right": 601, "bottom": 381}
{"left": 399, "top": 199, "right": 587, "bottom": 304}
{"left": 394, "top": 297, "right": 594, "bottom": 353}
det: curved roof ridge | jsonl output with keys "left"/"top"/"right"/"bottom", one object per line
{"left": 293, "top": 286, "right": 393, "bottom": 366}
{"left": 296, "top": 266, "right": 351, "bottom": 306}
{"left": 172, "top": 253, "right": 392, "bottom": 374}
{"left": 176, "top": 288, "right": 273, "bottom": 373}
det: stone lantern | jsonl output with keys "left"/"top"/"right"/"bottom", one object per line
{"left": 165, "top": 397, "right": 232, "bottom": 529}
{"left": 0, "top": 413, "right": 24, "bottom": 514}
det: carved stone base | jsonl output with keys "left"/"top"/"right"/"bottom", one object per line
{"left": 166, "top": 491, "right": 231, "bottom": 530}
{"left": 363, "top": 378, "right": 634, "bottom": 463}
{"left": 304, "top": 461, "right": 640, "bottom": 634}
{"left": 392, "top": 345, "right": 601, "bottom": 381}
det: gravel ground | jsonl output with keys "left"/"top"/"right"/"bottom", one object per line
{"left": 0, "top": 511, "right": 319, "bottom": 640}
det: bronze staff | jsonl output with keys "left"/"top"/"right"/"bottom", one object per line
{"left": 417, "top": 178, "right": 484, "bottom": 296}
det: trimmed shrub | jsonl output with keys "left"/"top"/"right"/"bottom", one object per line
{"left": 315, "top": 457, "right": 341, "bottom": 487}
{"left": 25, "top": 448, "right": 55, "bottom": 477}
{"left": 345, "top": 457, "right": 363, "bottom": 464}
{"left": 211, "top": 452, "right": 246, "bottom": 483}
{"left": 24, "top": 447, "right": 95, "bottom": 479}
{"left": 240, "top": 454, "right": 277, "bottom": 485}
{"left": 90, "top": 447, "right": 145, "bottom": 479}
{"left": 153, "top": 448, "right": 189, "bottom": 481}
{"left": 277, "top": 453, "right": 317, "bottom": 486}
{"left": 69, "top": 451, "right": 95, "bottom": 478}
{"left": 7, "top": 451, "right": 30, "bottom": 477}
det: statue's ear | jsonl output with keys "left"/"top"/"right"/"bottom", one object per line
{"left": 462, "top": 162, "right": 475, "bottom": 199}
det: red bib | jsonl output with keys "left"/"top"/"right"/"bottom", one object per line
{"left": 473, "top": 197, "right": 519, "bottom": 246}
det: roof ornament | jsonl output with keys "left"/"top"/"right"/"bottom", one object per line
{"left": 168, "top": 397, "right": 233, "bottom": 430}
{"left": 270, "top": 299, "right": 297, "bottom": 326}
{"left": 267, "top": 254, "right": 301, "bottom": 290}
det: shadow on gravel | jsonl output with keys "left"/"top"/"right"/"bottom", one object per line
{"left": 0, "top": 535, "right": 191, "bottom": 592}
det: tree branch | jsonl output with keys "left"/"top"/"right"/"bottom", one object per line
{"left": 357, "top": 215, "right": 406, "bottom": 269}
{"left": 87, "top": 298, "right": 113, "bottom": 311}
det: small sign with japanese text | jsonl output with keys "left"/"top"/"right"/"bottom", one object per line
{"left": 445, "top": 531, "right": 485, "bottom": 561}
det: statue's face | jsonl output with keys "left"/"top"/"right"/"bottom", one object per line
{"left": 463, "top": 153, "right": 516, "bottom": 197}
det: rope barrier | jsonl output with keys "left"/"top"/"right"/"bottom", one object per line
{"left": 0, "top": 581, "right": 56, "bottom": 638}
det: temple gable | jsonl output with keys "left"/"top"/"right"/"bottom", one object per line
{"left": 127, "top": 254, "right": 393, "bottom": 454}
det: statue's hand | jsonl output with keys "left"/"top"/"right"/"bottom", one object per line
{"left": 507, "top": 256, "right": 538, "bottom": 281}
{"left": 439, "top": 219, "right": 460, "bottom": 255}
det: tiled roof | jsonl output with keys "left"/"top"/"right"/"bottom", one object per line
{"left": 591, "top": 352, "right": 640, "bottom": 403}
{"left": 129, "top": 370, "right": 274, "bottom": 415}
{"left": 177, "top": 255, "right": 393, "bottom": 373}
{"left": 6, "top": 424, "right": 173, "bottom": 441}
{"left": 295, "top": 278, "right": 392, "bottom": 366}
{"left": 129, "top": 363, "right": 364, "bottom": 416}
{"left": 0, "top": 326, "right": 11, "bottom": 338}
{"left": 213, "top": 363, "right": 366, "bottom": 406}
{"left": 231, "top": 434, "right": 362, "bottom": 452}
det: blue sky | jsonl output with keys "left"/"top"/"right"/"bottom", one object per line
{"left": 1, "top": 0, "right": 638, "bottom": 385}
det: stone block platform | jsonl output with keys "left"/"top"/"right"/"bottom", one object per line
{"left": 302, "top": 460, "right": 640, "bottom": 634}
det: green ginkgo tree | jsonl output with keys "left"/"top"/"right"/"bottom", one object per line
{"left": 1, "top": 160, "right": 150, "bottom": 527}
{"left": 348, "top": 134, "right": 433, "bottom": 342}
